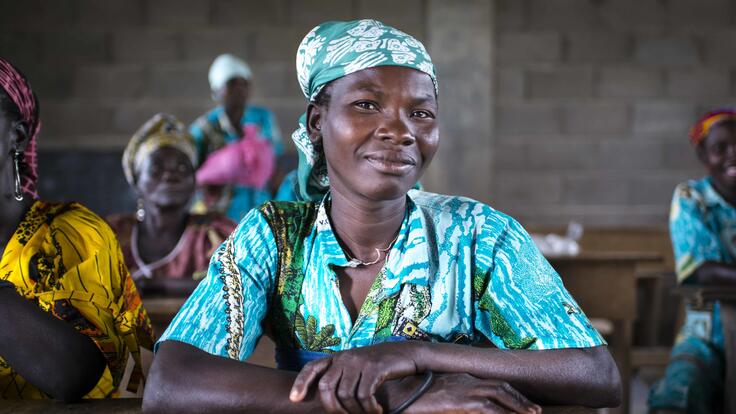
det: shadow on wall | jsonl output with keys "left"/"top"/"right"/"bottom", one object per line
{"left": 37, "top": 151, "right": 136, "bottom": 217}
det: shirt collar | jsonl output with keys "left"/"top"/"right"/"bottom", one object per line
{"left": 314, "top": 192, "right": 431, "bottom": 298}
{"left": 702, "top": 176, "right": 734, "bottom": 209}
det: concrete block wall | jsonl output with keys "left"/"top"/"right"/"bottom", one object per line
{"left": 0, "top": 0, "right": 427, "bottom": 153}
{"left": 492, "top": 0, "right": 736, "bottom": 226}
{"left": 1, "top": 0, "right": 734, "bottom": 226}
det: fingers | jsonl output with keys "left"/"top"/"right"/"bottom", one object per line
{"left": 356, "top": 369, "right": 384, "bottom": 414}
{"left": 334, "top": 370, "right": 363, "bottom": 414}
{"left": 477, "top": 398, "right": 512, "bottom": 414}
{"left": 318, "top": 367, "right": 349, "bottom": 414}
{"left": 478, "top": 381, "right": 541, "bottom": 414}
{"left": 290, "top": 357, "right": 331, "bottom": 402}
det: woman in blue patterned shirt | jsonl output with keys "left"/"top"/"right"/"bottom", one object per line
{"left": 649, "top": 109, "right": 736, "bottom": 414}
{"left": 144, "top": 20, "right": 620, "bottom": 414}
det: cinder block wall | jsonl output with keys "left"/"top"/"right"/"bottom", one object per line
{"left": 1, "top": 0, "right": 733, "bottom": 226}
{"left": 492, "top": 0, "right": 734, "bottom": 226}
{"left": 0, "top": 0, "right": 426, "bottom": 152}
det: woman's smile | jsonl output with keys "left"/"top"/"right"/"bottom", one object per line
{"left": 364, "top": 151, "right": 416, "bottom": 175}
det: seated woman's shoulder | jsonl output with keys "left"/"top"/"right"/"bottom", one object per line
{"left": 673, "top": 177, "right": 710, "bottom": 202}
{"left": 408, "top": 190, "right": 517, "bottom": 227}
{"left": 409, "top": 190, "right": 498, "bottom": 215}
{"left": 37, "top": 201, "right": 119, "bottom": 246}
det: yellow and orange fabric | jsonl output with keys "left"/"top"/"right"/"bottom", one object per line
{"left": 0, "top": 201, "right": 154, "bottom": 399}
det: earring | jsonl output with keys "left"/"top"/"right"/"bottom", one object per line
{"left": 12, "top": 149, "right": 23, "bottom": 202}
{"left": 135, "top": 198, "right": 145, "bottom": 222}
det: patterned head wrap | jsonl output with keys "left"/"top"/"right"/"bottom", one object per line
{"left": 689, "top": 108, "right": 736, "bottom": 146}
{"left": 122, "top": 113, "right": 198, "bottom": 187}
{"left": 208, "top": 54, "right": 253, "bottom": 98}
{"left": 0, "top": 58, "right": 40, "bottom": 199}
{"left": 292, "top": 19, "right": 438, "bottom": 201}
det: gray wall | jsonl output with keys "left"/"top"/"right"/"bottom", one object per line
{"left": 0, "top": 0, "right": 731, "bottom": 225}
{"left": 492, "top": 0, "right": 733, "bottom": 226}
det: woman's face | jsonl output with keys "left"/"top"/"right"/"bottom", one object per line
{"left": 220, "top": 77, "right": 249, "bottom": 111}
{"left": 136, "top": 146, "right": 195, "bottom": 209}
{"left": 311, "top": 66, "right": 439, "bottom": 201}
{"left": 699, "top": 122, "right": 736, "bottom": 190}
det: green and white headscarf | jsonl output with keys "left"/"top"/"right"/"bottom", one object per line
{"left": 292, "top": 19, "right": 438, "bottom": 201}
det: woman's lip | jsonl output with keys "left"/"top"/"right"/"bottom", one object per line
{"left": 365, "top": 156, "right": 415, "bottom": 174}
{"left": 364, "top": 153, "right": 416, "bottom": 165}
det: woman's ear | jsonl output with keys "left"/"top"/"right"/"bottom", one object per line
{"left": 10, "top": 121, "right": 29, "bottom": 152}
{"left": 306, "top": 102, "right": 323, "bottom": 145}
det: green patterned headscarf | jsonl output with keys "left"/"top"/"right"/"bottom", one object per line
{"left": 292, "top": 19, "right": 438, "bottom": 201}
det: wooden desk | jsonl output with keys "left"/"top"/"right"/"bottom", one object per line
{"left": 547, "top": 251, "right": 662, "bottom": 414}
{"left": 0, "top": 399, "right": 597, "bottom": 413}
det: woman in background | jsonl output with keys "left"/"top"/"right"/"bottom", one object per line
{"left": 649, "top": 109, "right": 736, "bottom": 413}
{"left": 190, "top": 54, "right": 283, "bottom": 221}
{"left": 108, "top": 113, "right": 236, "bottom": 296}
{"left": 0, "top": 58, "right": 153, "bottom": 400}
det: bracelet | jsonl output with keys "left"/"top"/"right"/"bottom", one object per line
{"left": 387, "top": 370, "right": 434, "bottom": 414}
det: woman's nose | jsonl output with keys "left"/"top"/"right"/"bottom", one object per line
{"left": 160, "top": 167, "right": 183, "bottom": 182}
{"left": 727, "top": 143, "right": 736, "bottom": 157}
{"left": 377, "top": 113, "right": 415, "bottom": 146}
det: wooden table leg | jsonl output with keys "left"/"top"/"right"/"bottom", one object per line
{"left": 720, "top": 302, "right": 736, "bottom": 414}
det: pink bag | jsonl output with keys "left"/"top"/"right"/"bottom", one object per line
{"left": 196, "top": 124, "right": 275, "bottom": 189}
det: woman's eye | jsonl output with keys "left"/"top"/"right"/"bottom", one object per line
{"left": 712, "top": 144, "right": 727, "bottom": 154}
{"left": 355, "top": 101, "right": 377, "bottom": 111}
{"left": 412, "top": 110, "right": 434, "bottom": 119}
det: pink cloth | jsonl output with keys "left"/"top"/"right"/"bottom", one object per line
{"left": 195, "top": 124, "right": 275, "bottom": 189}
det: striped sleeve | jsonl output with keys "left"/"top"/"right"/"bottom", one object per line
{"left": 156, "top": 209, "right": 278, "bottom": 361}
{"left": 473, "top": 213, "right": 605, "bottom": 350}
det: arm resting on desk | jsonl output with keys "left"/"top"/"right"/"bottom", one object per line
{"left": 689, "top": 262, "right": 736, "bottom": 286}
{"left": 0, "top": 288, "right": 106, "bottom": 402}
{"left": 414, "top": 343, "right": 621, "bottom": 408}
{"left": 145, "top": 341, "right": 546, "bottom": 414}
{"left": 291, "top": 341, "right": 621, "bottom": 410}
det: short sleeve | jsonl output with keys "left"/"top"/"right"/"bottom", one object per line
{"left": 156, "top": 209, "right": 278, "bottom": 361}
{"left": 669, "top": 183, "right": 723, "bottom": 283}
{"left": 35, "top": 206, "right": 154, "bottom": 396}
{"left": 473, "top": 214, "right": 605, "bottom": 350}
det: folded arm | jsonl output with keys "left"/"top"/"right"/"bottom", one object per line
{"left": 690, "top": 261, "right": 736, "bottom": 285}
{"left": 0, "top": 287, "right": 106, "bottom": 401}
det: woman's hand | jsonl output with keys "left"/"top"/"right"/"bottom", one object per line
{"left": 404, "top": 373, "right": 541, "bottom": 414}
{"left": 289, "top": 341, "right": 423, "bottom": 413}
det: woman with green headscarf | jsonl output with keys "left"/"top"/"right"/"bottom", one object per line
{"left": 145, "top": 20, "right": 620, "bottom": 413}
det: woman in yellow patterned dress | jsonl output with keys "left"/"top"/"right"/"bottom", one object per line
{"left": 0, "top": 58, "right": 153, "bottom": 401}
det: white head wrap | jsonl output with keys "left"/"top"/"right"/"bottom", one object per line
{"left": 208, "top": 54, "right": 253, "bottom": 97}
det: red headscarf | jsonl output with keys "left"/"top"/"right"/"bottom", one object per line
{"left": 689, "top": 108, "right": 736, "bottom": 147}
{"left": 0, "top": 58, "right": 39, "bottom": 199}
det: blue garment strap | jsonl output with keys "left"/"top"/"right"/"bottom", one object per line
{"left": 274, "top": 337, "right": 407, "bottom": 371}
{"left": 275, "top": 347, "right": 330, "bottom": 372}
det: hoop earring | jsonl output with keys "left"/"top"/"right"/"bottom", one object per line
{"left": 12, "top": 150, "right": 23, "bottom": 202}
{"left": 135, "top": 198, "right": 145, "bottom": 222}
